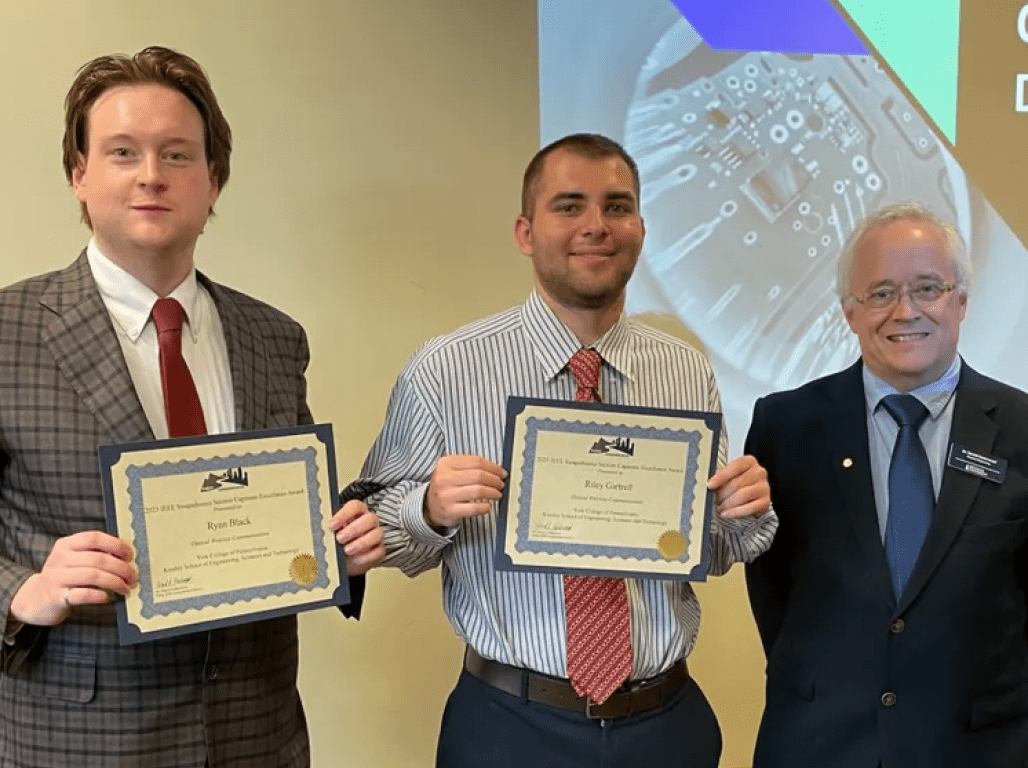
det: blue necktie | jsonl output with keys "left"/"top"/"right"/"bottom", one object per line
{"left": 881, "top": 394, "right": 934, "bottom": 597}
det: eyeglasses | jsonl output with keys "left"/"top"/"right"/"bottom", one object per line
{"left": 848, "top": 281, "right": 957, "bottom": 310}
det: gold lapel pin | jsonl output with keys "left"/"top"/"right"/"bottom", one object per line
{"left": 842, "top": 458, "right": 853, "bottom": 468}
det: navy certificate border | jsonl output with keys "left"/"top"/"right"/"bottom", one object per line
{"left": 495, "top": 397, "right": 720, "bottom": 582}
{"left": 99, "top": 423, "right": 347, "bottom": 645}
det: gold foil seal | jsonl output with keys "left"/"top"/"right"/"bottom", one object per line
{"left": 289, "top": 554, "right": 318, "bottom": 586}
{"left": 657, "top": 530, "right": 686, "bottom": 561}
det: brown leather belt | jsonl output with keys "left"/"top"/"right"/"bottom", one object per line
{"left": 463, "top": 647, "right": 689, "bottom": 719}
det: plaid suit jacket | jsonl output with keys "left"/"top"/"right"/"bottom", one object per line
{"left": 0, "top": 252, "right": 333, "bottom": 767}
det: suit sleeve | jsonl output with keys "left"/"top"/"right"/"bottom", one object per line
{"left": 0, "top": 446, "right": 30, "bottom": 623}
{"left": 290, "top": 324, "right": 365, "bottom": 619}
{"left": 1019, "top": 544, "right": 1028, "bottom": 649}
{"left": 0, "top": 286, "right": 57, "bottom": 667}
{"left": 744, "top": 395, "right": 792, "bottom": 655}
{"left": 0, "top": 445, "right": 43, "bottom": 671}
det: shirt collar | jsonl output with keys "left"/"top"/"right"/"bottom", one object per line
{"left": 862, "top": 355, "right": 962, "bottom": 421}
{"left": 86, "top": 239, "right": 204, "bottom": 343}
{"left": 520, "top": 290, "right": 635, "bottom": 382}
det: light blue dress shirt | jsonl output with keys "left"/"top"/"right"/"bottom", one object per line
{"left": 862, "top": 356, "right": 961, "bottom": 539}
{"left": 362, "top": 292, "right": 778, "bottom": 679}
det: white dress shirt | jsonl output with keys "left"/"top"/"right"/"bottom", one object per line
{"left": 86, "top": 240, "right": 235, "bottom": 437}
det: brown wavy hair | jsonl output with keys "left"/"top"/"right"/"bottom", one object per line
{"left": 63, "top": 46, "right": 232, "bottom": 227}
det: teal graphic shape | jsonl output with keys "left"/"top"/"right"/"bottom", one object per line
{"left": 838, "top": 0, "right": 961, "bottom": 142}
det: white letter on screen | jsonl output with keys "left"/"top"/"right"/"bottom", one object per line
{"left": 1017, "top": 74, "right": 1028, "bottom": 112}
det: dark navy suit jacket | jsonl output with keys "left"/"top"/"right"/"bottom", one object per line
{"left": 746, "top": 360, "right": 1028, "bottom": 768}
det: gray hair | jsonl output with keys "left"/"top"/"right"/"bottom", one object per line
{"left": 836, "top": 201, "right": 970, "bottom": 301}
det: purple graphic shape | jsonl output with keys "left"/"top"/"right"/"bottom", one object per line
{"left": 670, "top": 0, "right": 868, "bottom": 55}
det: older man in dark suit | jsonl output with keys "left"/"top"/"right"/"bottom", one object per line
{"left": 745, "top": 202, "right": 1028, "bottom": 767}
{"left": 0, "top": 47, "right": 384, "bottom": 767}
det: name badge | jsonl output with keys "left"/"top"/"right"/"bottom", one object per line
{"left": 947, "top": 444, "right": 1007, "bottom": 484}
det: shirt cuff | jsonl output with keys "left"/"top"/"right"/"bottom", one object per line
{"left": 714, "top": 505, "right": 778, "bottom": 534}
{"left": 400, "top": 483, "right": 458, "bottom": 547}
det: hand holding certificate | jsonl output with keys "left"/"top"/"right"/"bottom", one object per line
{"left": 100, "top": 424, "right": 349, "bottom": 644}
{"left": 495, "top": 398, "right": 721, "bottom": 580}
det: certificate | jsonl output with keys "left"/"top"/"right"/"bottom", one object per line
{"left": 99, "top": 424, "right": 349, "bottom": 644}
{"left": 495, "top": 398, "right": 721, "bottom": 580}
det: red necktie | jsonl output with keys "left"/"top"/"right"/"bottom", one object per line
{"left": 564, "top": 348, "right": 632, "bottom": 704}
{"left": 152, "top": 298, "right": 207, "bottom": 438}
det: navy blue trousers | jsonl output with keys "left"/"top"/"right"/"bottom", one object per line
{"left": 436, "top": 670, "right": 722, "bottom": 768}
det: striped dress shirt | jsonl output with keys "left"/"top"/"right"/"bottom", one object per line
{"left": 362, "top": 291, "right": 778, "bottom": 679}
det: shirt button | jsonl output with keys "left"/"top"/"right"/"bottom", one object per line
{"left": 881, "top": 692, "right": 897, "bottom": 707}
{"left": 207, "top": 665, "right": 218, "bottom": 681}
{"left": 890, "top": 619, "right": 905, "bottom": 634}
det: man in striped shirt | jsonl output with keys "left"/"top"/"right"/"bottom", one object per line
{"left": 358, "top": 133, "right": 777, "bottom": 768}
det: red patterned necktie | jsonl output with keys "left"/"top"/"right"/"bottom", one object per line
{"left": 564, "top": 347, "right": 632, "bottom": 704}
{"left": 152, "top": 298, "right": 208, "bottom": 438}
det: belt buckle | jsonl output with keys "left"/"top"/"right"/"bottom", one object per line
{"left": 584, "top": 698, "right": 606, "bottom": 720}
{"left": 583, "top": 676, "right": 654, "bottom": 719}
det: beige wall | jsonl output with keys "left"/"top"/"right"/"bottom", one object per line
{"left": 0, "top": 2, "right": 765, "bottom": 765}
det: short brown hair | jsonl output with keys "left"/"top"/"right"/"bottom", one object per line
{"left": 521, "top": 133, "right": 640, "bottom": 218}
{"left": 63, "top": 46, "right": 232, "bottom": 227}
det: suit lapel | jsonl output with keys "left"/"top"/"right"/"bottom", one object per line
{"left": 896, "top": 364, "right": 997, "bottom": 613}
{"left": 202, "top": 275, "right": 270, "bottom": 432}
{"left": 826, "top": 362, "right": 895, "bottom": 603}
{"left": 39, "top": 252, "right": 153, "bottom": 444}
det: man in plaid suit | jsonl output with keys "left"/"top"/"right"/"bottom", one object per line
{"left": 0, "top": 47, "right": 384, "bottom": 767}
